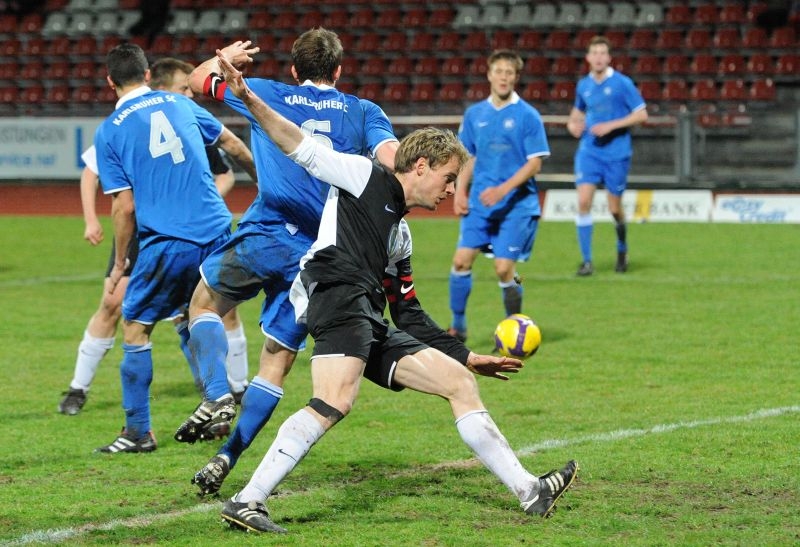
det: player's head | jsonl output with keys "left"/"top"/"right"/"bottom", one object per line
{"left": 150, "top": 57, "right": 195, "bottom": 97}
{"left": 487, "top": 49, "right": 523, "bottom": 101}
{"left": 585, "top": 35, "right": 612, "bottom": 73}
{"left": 106, "top": 43, "right": 149, "bottom": 89}
{"left": 394, "top": 128, "right": 469, "bottom": 211}
{"left": 291, "top": 27, "right": 343, "bottom": 85}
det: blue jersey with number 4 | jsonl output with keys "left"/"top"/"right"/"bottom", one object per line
{"left": 222, "top": 79, "right": 396, "bottom": 241}
{"left": 95, "top": 86, "right": 232, "bottom": 246}
{"left": 574, "top": 68, "right": 646, "bottom": 161}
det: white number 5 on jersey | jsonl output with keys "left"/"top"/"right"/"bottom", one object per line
{"left": 149, "top": 110, "right": 185, "bottom": 163}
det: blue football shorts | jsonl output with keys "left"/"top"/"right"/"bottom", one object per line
{"left": 457, "top": 212, "right": 539, "bottom": 261}
{"left": 574, "top": 153, "right": 631, "bottom": 196}
{"left": 200, "top": 224, "right": 313, "bottom": 351}
{"left": 123, "top": 231, "right": 229, "bottom": 324}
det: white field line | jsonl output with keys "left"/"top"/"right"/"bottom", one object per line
{"left": 5, "top": 404, "right": 799, "bottom": 546}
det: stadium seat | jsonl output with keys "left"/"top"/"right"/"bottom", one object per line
{"left": 775, "top": 54, "right": 799, "bottom": 76}
{"left": 747, "top": 53, "right": 774, "bottom": 75}
{"left": 690, "top": 54, "right": 717, "bottom": 76}
{"left": 719, "top": 3, "right": 746, "bottom": 24}
{"left": 72, "top": 83, "right": 95, "bottom": 103}
{"left": 604, "top": 30, "right": 628, "bottom": 50}
{"left": 517, "top": 30, "right": 542, "bottom": 50}
{"left": 464, "top": 31, "right": 489, "bottom": 52}
{"left": 468, "top": 56, "right": 488, "bottom": 78}
{"left": 220, "top": 10, "right": 247, "bottom": 33}
{"left": 530, "top": 3, "right": 557, "bottom": 29}
{"left": 665, "top": 4, "right": 692, "bottom": 25}
{"left": 465, "top": 81, "right": 487, "bottom": 101}
{"left": 634, "top": 55, "right": 662, "bottom": 76}
{"left": 550, "top": 81, "right": 576, "bottom": 102}
{"left": 72, "top": 35, "right": 96, "bottom": 57}
{"left": 174, "top": 35, "right": 200, "bottom": 57}
{"left": 408, "top": 32, "right": 434, "bottom": 54}
{"left": 21, "top": 37, "right": 46, "bottom": 57}
{"left": 582, "top": 2, "right": 609, "bottom": 28}
{"left": 611, "top": 55, "right": 632, "bottom": 73}
{"left": 353, "top": 33, "right": 380, "bottom": 53}
{"left": 551, "top": 56, "right": 578, "bottom": 77}
{"left": 441, "top": 57, "right": 468, "bottom": 78}
{"left": 746, "top": 1, "right": 769, "bottom": 24}
{"left": 44, "top": 84, "right": 70, "bottom": 104}
{"left": 20, "top": 61, "right": 45, "bottom": 82}
{"left": 635, "top": 2, "right": 663, "bottom": 26}
{"left": 356, "top": 82, "right": 382, "bottom": 102}
{"left": 718, "top": 54, "right": 747, "bottom": 76}
{"left": 749, "top": 78, "right": 776, "bottom": 101}
{"left": 769, "top": 26, "right": 796, "bottom": 50}
{"left": 93, "top": 11, "right": 118, "bottom": 35}
{"left": 200, "top": 35, "right": 225, "bottom": 57}
{"left": 383, "top": 82, "right": 409, "bottom": 102}
{"left": 690, "top": 79, "right": 718, "bottom": 101}
{"left": 47, "top": 60, "right": 70, "bottom": 81}
{"left": 0, "top": 61, "right": 17, "bottom": 79}
{"left": 253, "top": 57, "right": 281, "bottom": 78}
{"left": 544, "top": 30, "right": 572, "bottom": 51}
{"left": 693, "top": 4, "right": 718, "bottom": 26}
{"left": 664, "top": 54, "right": 690, "bottom": 77}
{"left": 47, "top": 36, "right": 71, "bottom": 56}
{"left": 387, "top": 57, "right": 413, "bottom": 78}
{"left": 20, "top": 12, "right": 44, "bottom": 33}
{"left": 401, "top": 8, "right": 427, "bottom": 28}
{"left": 67, "top": 0, "right": 93, "bottom": 9}
{"left": 20, "top": 85, "right": 45, "bottom": 104}
{"left": 71, "top": 60, "right": 97, "bottom": 82}
{"left": 409, "top": 81, "right": 436, "bottom": 101}
{"left": 350, "top": 8, "right": 374, "bottom": 29}
{"left": 337, "top": 80, "right": 356, "bottom": 96}
{"left": 323, "top": 9, "right": 349, "bottom": 29}
{"left": 0, "top": 85, "right": 18, "bottom": 105}
{"left": 685, "top": 28, "right": 712, "bottom": 50}
{"left": 0, "top": 38, "right": 20, "bottom": 57}
{"left": 438, "top": 82, "right": 464, "bottom": 102}
{"left": 42, "top": 12, "right": 69, "bottom": 36}
{"left": 413, "top": 57, "right": 439, "bottom": 76}
{"left": 501, "top": 3, "right": 531, "bottom": 28}
{"left": 556, "top": 2, "right": 583, "bottom": 27}
{"left": 742, "top": 27, "right": 768, "bottom": 49}
{"left": 150, "top": 35, "right": 173, "bottom": 55}
{"left": 608, "top": 2, "right": 636, "bottom": 27}
{"left": 298, "top": 11, "right": 323, "bottom": 29}
{"left": 521, "top": 81, "right": 548, "bottom": 102}
{"left": 638, "top": 80, "right": 662, "bottom": 102}
{"left": 361, "top": 57, "right": 384, "bottom": 77}
{"left": 490, "top": 30, "right": 515, "bottom": 50}
{"left": 524, "top": 56, "right": 550, "bottom": 76}
{"left": 428, "top": 7, "right": 455, "bottom": 27}
{"left": 453, "top": 4, "right": 480, "bottom": 28}
{"left": 656, "top": 29, "right": 684, "bottom": 50}
{"left": 628, "top": 29, "right": 656, "bottom": 51}
{"left": 436, "top": 32, "right": 462, "bottom": 52}
{"left": 719, "top": 79, "right": 747, "bottom": 101}
{"left": 572, "top": 29, "right": 595, "bottom": 52}
{"left": 375, "top": 8, "right": 401, "bottom": 29}
{"left": 479, "top": 3, "right": 506, "bottom": 27}
{"left": 662, "top": 80, "right": 689, "bottom": 101}
{"left": 713, "top": 27, "right": 741, "bottom": 50}
{"left": 194, "top": 11, "right": 223, "bottom": 34}
{"left": 382, "top": 32, "right": 407, "bottom": 54}
{"left": 0, "top": 14, "right": 16, "bottom": 35}
{"left": 166, "top": 10, "right": 195, "bottom": 34}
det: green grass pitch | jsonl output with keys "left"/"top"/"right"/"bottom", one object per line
{"left": 0, "top": 215, "right": 798, "bottom": 545}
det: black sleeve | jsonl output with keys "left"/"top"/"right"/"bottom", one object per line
{"left": 206, "top": 145, "right": 232, "bottom": 176}
{"left": 384, "top": 256, "right": 471, "bottom": 366}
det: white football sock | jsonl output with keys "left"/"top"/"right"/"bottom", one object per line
{"left": 71, "top": 330, "right": 115, "bottom": 391}
{"left": 225, "top": 323, "right": 249, "bottom": 393}
{"left": 237, "top": 409, "right": 325, "bottom": 503}
{"left": 455, "top": 410, "right": 538, "bottom": 501}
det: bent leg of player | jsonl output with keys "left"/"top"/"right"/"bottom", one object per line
{"left": 222, "top": 309, "right": 249, "bottom": 399}
{"left": 393, "top": 347, "right": 578, "bottom": 517}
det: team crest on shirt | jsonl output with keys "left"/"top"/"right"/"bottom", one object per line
{"left": 604, "top": 87, "right": 612, "bottom": 95}
{"left": 503, "top": 118, "right": 515, "bottom": 130}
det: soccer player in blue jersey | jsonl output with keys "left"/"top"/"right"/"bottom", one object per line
{"left": 176, "top": 30, "right": 399, "bottom": 493}
{"left": 447, "top": 50, "right": 550, "bottom": 342}
{"left": 567, "top": 35, "right": 648, "bottom": 276}
{"left": 93, "top": 43, "right": 235, "bottom": 453}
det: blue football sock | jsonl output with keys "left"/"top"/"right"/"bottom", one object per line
{"left": 449, "top": 269, "right": 472, "bottom": 332}
{"left": 120, "top": 343, "right": 153, "bottom": 439}
{"left": 175, "top": 320, "right": 201, "bottom": 387}
{"left": 219, "top": 376, "right": 283, "bottom": 468}
{"left": 188, "top": 314, "right": 229, "bottom": 400}
{"left": 576, "top": 214, "right": 593, "bottom": 263}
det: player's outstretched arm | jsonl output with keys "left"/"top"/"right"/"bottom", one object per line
{"left": 217, "top": 126, "right": 258, "bottom": 183}
{"left": 189, "top": 40, "right": 260, "bottom": 96}
{"left": 465, "top": 353, "right": 523, "bottom": 381}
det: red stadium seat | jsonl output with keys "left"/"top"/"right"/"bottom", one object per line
{"left": 628, "top": 29, "right": 656, "bottom": 51}
{"left": 71, "top": 36, "right": 96, "bottom": 57}
{"left": 665, "top": 4, "right": 692, "bottom": 25}
{"left": 357, "top": 82, "right": 382, "bottom": 102}
{"left": 655, "top": 29, "right": 684, "bottom": 50}
{"left": 464, "top": 31, "right": 489, "bottom": 52}
{"left": 690, "top": 79, "right": 718, "bottom": 101}
{"left": 550, "top": 81, "right": 576, "bottom": 101}
{"left": 0, "top": 38, "right": 20, "bottom": 57}
{"left": 408, "top": 31, "right": 434, "bottom": 53}
{"left": 270, "top": 11, "right": 297, "bottom": 31}
{"left": 413, "top": 56, "right": 438, "bottom": 76}
{"left": 521, "top": 81, "right": 548, "bottom": 102}
{"left": 436, "top": 32, "right": 461, "bottom": 52}
{"left": 662, "top": 79, "right": 689, "bottom": 101}
{"left": 517, "top": 30, "right": 542, "bottom": 50}
{"left": 491, "top": 30, "right": 515, "bottom": 50}
{"left": 387, "top": 57, "right": 413, "bottom": 78}
{"left": 351, "top": 8, "right": 375, "bottom": 28}
{"left": 323, "top": 9, "right": 349, "bottom": 29}
{"left": 72, "top": 84, "right": 95, "bottom": 103}
{"left": 0, "top": 85, "right": 18, "bottom": 104}
{"left": 611, "top": 54, "right": 632, "bottom": 73}
{"left": 544, "top": 30, "right": 572, "bottom": 51}
{"left": 524, "top": 56, "right": 550, "bottom": 76}
{"left": 638, "top": 80, "right": 662, "bottom": 102}
{"left": 20, "top": 85, "right": 45, "bottom": 103}
{"left": 634, "top": 55, "right": 662, "bottom": 76}
{"left": 21, "top": 37, "right": 46, "bottom": 57}
{"left": 769, "top": 26, "right": 796, "bottom": 49}
{"left": 401, "top": 8, "right": 427, "bottom": 28}
{"left": 47, "top": 60, "right": 70, "bottom": 81}
{"left": 747, "top": 54, "right": 774, "bottom": 75}
{"left": 775, "top": 54, "right": 799, "bottom": 75}
{"left": 746, "top": 2, "right": 769, "bottom": 24}
{"left": 362, "top": 57, "right": 384, "bottom": 77}
{"left": 693, "top": 3, "right": 718, "bottom": 25}
{"left": 604, "top": 31, "right": 628, "bottom": 50}
{"left": 685, "top": 28, "right": 712, "bottom": 50}
{"left": 336, "top": 81, "right": 356, "bottom": 95}
{"left": 468, "top": 57, "right": 488, "bottom": 78}
{"left": 299, "top": 11, "right": 324, "bottom": 29}
{"left": 718, "top": 54, "right": 746, "bottom": 76}
{"left": 174, "top": 35, "right": 200, "bottom": 57}
{"left": 441, "top": 57, "right": 468, "bottom": 77}
{"left": 20, "top": 13, "right": 43, "bottom": 33}
{"left": 438, "top": 82, "right": 464, "bottom": 101}
{"left": 572, "top": 29, "right": 595, "bottom": 52}
{"left": 383, "top": 82, "right": 409, "bottom": 102}
{"left": 742, "top": 27, "right": 768, "bottom": 49}
{"left": 0, "top": 61, "right": 16, "bottom": 79}
{"left": 409, "top": 81, "right": 436, "bottom": 101}
{"left": 375, "top": 8, "right": 401, "bottom": 28}
{"left": 719, "top": 79, "right": 747, "bottom": 101}
{"left": 353, "top": 33, "right": 381, "bottom": 53}
{"left": 382, "top": 32, "right": 407, "bottom": 53}
{"left": 72, "top": 60, "right": 96, "bottom": 82}
{"left": 690, "top": 54, "right": 717, "bottom": 76}
{"left": 664, "top": 54, "right": 690, "bottom": 75}
{"left": 466, "top": 81, "right": 488, "bottom": 101}
{"left": 428, "top": 7, "right": 455, "bottom": 26}
{"left": 20, "top": 61, "right": 45, "bottom": 81}
{"left": 749, "top": 78, "right": 776, "bottom": 101}
{"left": 718, "top": 3, "right": 746, "bottom": 24}
{"left": 551, "top": 56, "right": 578, "bottom": 77}
{"left": 150, "top": 35, "right": 173, "bottom": 55}
{"left": 0, "top": 14, "right": 16, "bottom": 34}
{"left": 713, "top": 27, "right": 740, "bottom": 50}
{"left": 44, "top": 84, "right": 70, "bottom": 104}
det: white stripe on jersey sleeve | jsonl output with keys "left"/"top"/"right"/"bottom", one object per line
{"left": 288, "top": 136, "right": 373, "bottom": 198}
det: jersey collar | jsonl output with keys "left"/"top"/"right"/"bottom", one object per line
{"left": 487, "top": 91, "right": 520, "bottom": 110}
{"left": 590, "top": 67, "right": 615, "bottom": 84}
{"left": 115, "top": 85, "right": 152, "bottom": 109}
{"left": 301, "top": 80, "right": 334, "bottom": 91}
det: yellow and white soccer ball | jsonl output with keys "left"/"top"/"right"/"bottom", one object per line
{"left": 494, "top": 314, "right": 541, "bottom": 359}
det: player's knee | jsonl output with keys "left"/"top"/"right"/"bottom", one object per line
{"left": 448, "top": 367, "right": 481, "bottom": 401}
{"left": 257, "top": 341, "right": 296, "bottom": 383}
{"left": 308, "top": 397, "right": 347, "bottom": 424}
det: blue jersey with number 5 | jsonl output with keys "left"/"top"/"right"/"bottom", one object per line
{"left": 222, "top": 79, "right": 396, "bottom": 240}
{"left": 95, "top": 87, "right": 232, "bottom": 246}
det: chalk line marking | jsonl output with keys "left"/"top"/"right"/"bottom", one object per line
{"left": 5, "top": 404, "right": 798, "bottom": 545}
